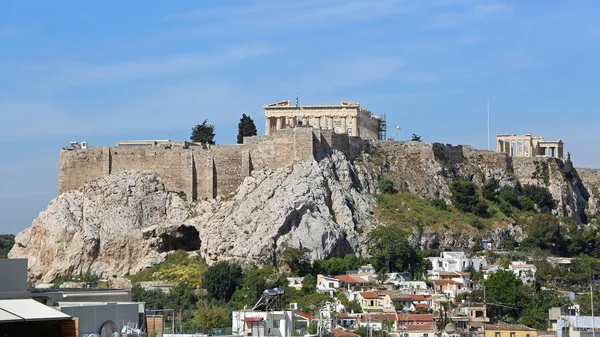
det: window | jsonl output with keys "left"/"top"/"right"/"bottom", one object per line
{"left": 495, "top": 332, "right": 500, "bottom": 337}
{"left": 526, "top": 334, "right": 530, "bottom": 337}
{"left": 510, "top": 332, "right": 516, "bottom": 337}
{"left": 424, "top": 334, "right": 428, "bottom": 337}
{"left": 329, "top": 282, "right": 334, "bottom": 288}
{"left": 273, "top": 320, "right": 280, "bottom": 328}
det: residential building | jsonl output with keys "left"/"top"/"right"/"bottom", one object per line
{"left": 509, "top": 262, "right": 537, "bottom": 284}
{"left": 484, "top": 323, "right": 538, "bottom": 337}
{"left": 556, "top": 315, "right": 600, "bottom": 337}
{"left": 432, "top": 279, "right": 468, "bottom": 299}
{"left": 232, "top": 310, "right": 295, "bottom": 337}
{"left": 0, "top": 259, "right": 75, "bottom": 335}
{"left": 397, "top": 313, "right": 435, "bottom": 337}
{"left": 331, "top": 327, "right": 360, "bottom": 337}
{"left": 357, "top": 313, "right": 398, "bottom": 331}
{"left": 358, "top": 264, "right": 377, "bottom": 275}
{"left": 287, "top": 277, "right": 304, "bottom": 291}
{"left": 335, "top": 313, "right": 358, "bottom": 328}
{"left": 428, "top": 251, "right": 487, "bottom": 273}
{"left": 317, "top": 275, "right": 342, "bottom": 297}
{"left": 359, "top": 292, "right": 382, "bottom": 313}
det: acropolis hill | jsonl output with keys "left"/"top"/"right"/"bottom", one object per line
{"left": 12, "top": 100, "right": 600, "bottom": 282}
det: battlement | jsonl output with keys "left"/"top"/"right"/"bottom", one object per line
{"left": 58, "top": 128, "right": 366, "bottom": 199}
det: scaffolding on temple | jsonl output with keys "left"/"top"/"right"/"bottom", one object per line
{"left": 378, "top": 113, "right": 387, "bottom": 140}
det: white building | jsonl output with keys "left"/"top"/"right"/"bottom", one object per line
{"left": 428, "top": 252, "right": 486, "bottom": 273}
{"left": 557, "top": 315, "right": 600, "bottom": 337}
{"left": 317, "top": 275, "right": 341, "bottom": 297}
{"left": 358, "top": 264, "right": 376, "bottom": 275}
{"left": 508, "top": 262, "right": 537, "bottom": 284}
{"left": 232, "top": 310, "right": 295, "bottom": 337}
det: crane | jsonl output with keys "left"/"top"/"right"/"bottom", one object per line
{"left": 388, "top": 125, "right": 401, "bottom": 141}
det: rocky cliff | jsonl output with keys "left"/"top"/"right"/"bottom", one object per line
{"left": 10, "top": 151, "right": 380, "bottom": 283}
{"left": 10, "top": 142, "right": 600, "bottom": 283}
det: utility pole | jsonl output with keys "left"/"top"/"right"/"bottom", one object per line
{"left": 592, "top": 282, "right": 596, "bottom": 337}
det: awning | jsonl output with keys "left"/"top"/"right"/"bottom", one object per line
{"left": 0, "top": 299, "right": 71, "bottom": 322}
{"left": 243, "top": 317, "right": 264, "bottom": 322}
{"left": 0, "top": 308, "right": 22, "bottom": 323}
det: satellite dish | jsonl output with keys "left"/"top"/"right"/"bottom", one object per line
{"left": 100, "top": 321, "right": 119, "bottom": 337}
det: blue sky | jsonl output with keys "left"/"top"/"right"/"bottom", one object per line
{"left": 1, "top": 0, "right": 599, "bottom": 234}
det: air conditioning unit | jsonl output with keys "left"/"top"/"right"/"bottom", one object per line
{"left": 290, "top": 303, "right": 298, "bottom": 310}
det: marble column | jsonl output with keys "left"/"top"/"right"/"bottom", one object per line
{"left": 328, "top": 116, "right": 334, "bottom": 130}
{"left": 265, "top": 117, "right": 272, "bottom": 136}
{"left": 351, "top": 116, "right": 359, "bottom": 136}
{"left": 302, "top": 116, "right": 308, "bottom": 127}
{"left": 340, "top": 117, "right": 347, "bottom": 134}
{"left": 276, "top": 116, "right": 282, "bottom": 130}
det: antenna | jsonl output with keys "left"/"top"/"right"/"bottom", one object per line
{"left": 487, "top": 100, "right": 490, "bottom": 151}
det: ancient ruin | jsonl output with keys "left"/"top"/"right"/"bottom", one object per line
{"left": 496, "top": 134, "right": 564, "bottom": 159}
{"left": 264, "top": 100, "right": 385, "bottom": 140}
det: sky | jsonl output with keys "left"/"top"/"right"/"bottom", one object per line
{"left": 1, "top": 0, "right": 599, "bottom": 235}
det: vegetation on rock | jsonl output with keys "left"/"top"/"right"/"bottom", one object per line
{"left": 190, "top": 119, "right": 216, "bottom": 144}
{"left": 237, "top": 113, "right": 257, "bottom": 144}
{"left": 0, "top": 234, "right": 15, "bottom": 258}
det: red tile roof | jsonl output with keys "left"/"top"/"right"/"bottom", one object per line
{"left": 410, "top": 295, "right": 426, "bottom": 301}
{"left": 331, "top": 328, "right": 360, "bottom": 337}
{"left": 397, "top": 314, "right": 433, "bottom": 322}
{"left": 485, "top": 323, "right": 536, "bottom": 331}
{"left": 398, "top": 323, "right": 434, "bottom": 331}
{"left": 360, "top": 292, "right": 379, "bottom": 300}
{"left": 335, "top": 275, "right": 361, "bottom": 284}
{"left": 295, "top": 311, "right": 315, "bottom": 320}
{"left": 414, "top": 303, "right": 430, "bottom": 310}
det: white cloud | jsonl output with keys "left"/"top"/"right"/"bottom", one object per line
{"left": 427, "top": 2, "right": 511, "bottom": 29}
{"left": 60, "top": 43, "right": 273, "bottom": 87}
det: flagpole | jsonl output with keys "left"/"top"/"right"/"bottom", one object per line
{"left": 487, "top": 99, "right": 490, "bottom": 151}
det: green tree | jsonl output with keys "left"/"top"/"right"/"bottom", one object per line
{"left": 520, "top": 290, "right": 569, "bottom": 330}
{"left": 522, "top": 214, "right": 564, "bottom": 253}
{"left": 231, "top": 265, "right": 275, "bottom": 309}
{"left": 520, "top": 184, "right": 554, "bottom": 212}
{"left": 483, "top": 179, "right": 500, "bottom": 201}
{"left": 0, "top": 234, "right": 15, "bottom": 258}
{"left": 378, "top": 179, "right": 397, "bottom": 194}
{"left": 237, "top": 113, "right": 257, "bottom": 144}
{"left": 411, "top": 134, "right": 422, "bottom": 142}
{"left": 302, "top": 274, "right": 317, "bottom": 294}
{"left": 499, "top": 186, "right": 519, "bottom": 207}
{"left": 450, "top": 181, "right": 485, "bottom": 215}
{"left": 282, "top": 247, "right": 312, "bottom": 276}
{"left": 193, "top": 301, "right": 230, "bottom": 330}
{"left": 484, "top": 270, "right": 524, "bottom": 320}
{"left": 191, "top": 120, "right": 216, "bottom": 144}
{"left": 577, "top": 291, "right": 600, "bottom": 316}
{"left": 202, "top": 261, "right": 242, "bottom": 303}
{"left": 367, "top": 226, "right": 411, "bottom": 272}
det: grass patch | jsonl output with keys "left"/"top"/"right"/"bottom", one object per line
{"left": 374, "top": 192, "right": 511, "bottom": 234}
{"left": 128, "top": 250, "right": 207, "bottom": 288}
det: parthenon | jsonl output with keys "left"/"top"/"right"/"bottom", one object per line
{"left": 496, "top": 134, "right": 564, "bottom": 159}
{"left": 264, "top": 100, "right": 384, "bottom": 140}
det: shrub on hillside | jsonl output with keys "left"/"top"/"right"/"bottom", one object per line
{"left": 483, "top": 179, "right": 500, "bottom": 201}
{"left": 450, "top": 181, "right": 480, "bottom": 212}
{"left": 430, "top": 198, "right": 448, "bottom": 211}
{"left": 520, "top": 184, "right": 554, "bottom": 212}
{"left": 378, "top": 179, "right": 397, "bottom": 194}
{"left": 499, "top": 186, "right": 519, "bottom": 207}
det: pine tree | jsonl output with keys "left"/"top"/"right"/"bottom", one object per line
{"left": 237, "top": 113, "right": 257, "bottom": 144}
{"left": 190, "top": 120, "right": 216, "bottom": 144}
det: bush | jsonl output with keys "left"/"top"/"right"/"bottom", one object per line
{"left": 499, "top": 202, "right": 513, "bottom": 216}
{"left": 473, "top": 201, "right": 489, "bottom": 218}
{"left": 499, "top": 186, "right": 519, "bottom": 206}
{"left": 378, "top": 179, "right": 397, "bottom": 194}
{"left": 471, "top": 219, "right": 484, "bottom": 230}
{"left": 450, "top": 181, "right": 480, "bottom": 213}
{"left": 483, "top": 179, "right": 500, "bottom": 201}
{"left": 518, "top": 196, "right": 535, "bottom": 211}
{"left": 521, "top": 184, "right": 554, "bottom": 212}
{"left": 430, "top": 198, "right": 448, "bottom": 211}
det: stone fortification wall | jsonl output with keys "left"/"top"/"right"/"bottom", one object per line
{"left": 58, "top": 128, "right": 357, "bottom": 200}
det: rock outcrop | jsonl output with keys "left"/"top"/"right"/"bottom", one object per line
{"left": 10, "top": 151, "right": 379, "bottom": 283}
{"left": 10, "top": 141, "right": 600, "bottom": 284}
